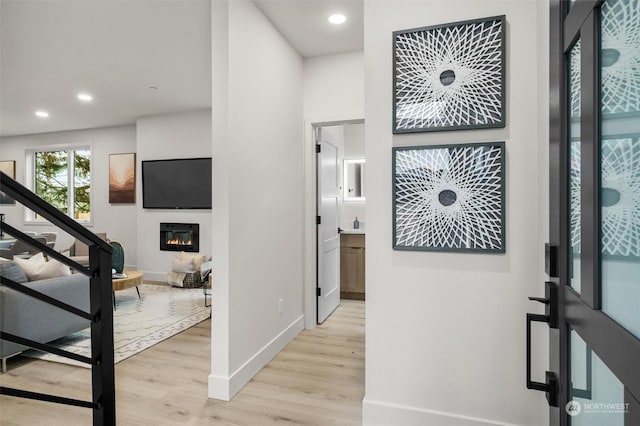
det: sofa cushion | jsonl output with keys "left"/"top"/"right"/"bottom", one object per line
{"left": 179, "top": 252, "right": 206, "bottom": 271}
{"left": 172, "top": 255, "right": 196, "bottom": 273}
{"left": 14, "top": 252, "right": 71, "bottom": 281}
{"left": 0, "top": 260, "right": 29, "bottom": 283}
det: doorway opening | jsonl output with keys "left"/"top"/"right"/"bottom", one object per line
{"left": 311, "top": 120, "right": 366, "bottom": 325}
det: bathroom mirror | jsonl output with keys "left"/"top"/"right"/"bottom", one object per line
{"left": 344, "top": 159, "right": 365, "bottom": 201}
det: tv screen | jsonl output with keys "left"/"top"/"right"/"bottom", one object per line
{"left": 142, "top": 158, "right": 212, "bottom": 209}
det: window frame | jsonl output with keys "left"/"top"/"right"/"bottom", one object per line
{"left": 24, "top": 143, "right": 93, "bottom": 226}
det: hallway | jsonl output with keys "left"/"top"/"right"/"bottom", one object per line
{"left": 0, "top": 300, "right": 365, "bottom": 425}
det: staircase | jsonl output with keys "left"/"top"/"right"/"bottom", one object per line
{"left": 0, "top": 171, "right": 116, "bottom": 425}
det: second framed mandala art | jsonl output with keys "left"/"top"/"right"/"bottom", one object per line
{"left": 392, "top": 142, "right": 506, "bottom": 253}
{"left": 393, "top": 15, "right": 506, "bottom": 133}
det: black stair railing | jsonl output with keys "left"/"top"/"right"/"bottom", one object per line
{"left": 0, "top": 171, "right": 116, "bottom": 425}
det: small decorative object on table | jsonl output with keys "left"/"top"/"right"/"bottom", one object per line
{"left": 112, "top": 270, "right": 127, "bottom": 279}
{"left": 110, "top": 241, "right": 125, "bottom": 274}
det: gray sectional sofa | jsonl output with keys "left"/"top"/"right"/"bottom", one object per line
{"left": 0, "top": 270, "right": 90, "bottom": 372}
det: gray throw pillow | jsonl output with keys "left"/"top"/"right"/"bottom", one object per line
{"left": 0, "top": 260, "right": 29, "bottom": 283}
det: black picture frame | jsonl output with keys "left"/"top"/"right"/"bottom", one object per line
{"left": 0, "top": 160, "right": 16, "bottom": 205}
{"left": 392, "top": 141, "right": 506, "bottom": 253}
{"left": 393, "top": 15, "right": 506, "bottom": 133}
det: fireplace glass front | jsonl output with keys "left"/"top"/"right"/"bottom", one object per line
{"left": 160, "top": 223, "right": 199, "bottom": 252}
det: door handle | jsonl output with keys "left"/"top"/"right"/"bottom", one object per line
{"left": 337, "top": 227, "right": 344, "bottom": 234}
{"left": 526, "top": 281, "right": 559, "bottom": 407}
{"left": 526, "top": 313, "right": 558, "bottom": 407}
{"left": 529, "top": 282, "right": 559, "bottom": 329}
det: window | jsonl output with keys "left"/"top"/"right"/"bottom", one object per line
{"left": 27, "top": 147, "right": 91, "bottom": 222}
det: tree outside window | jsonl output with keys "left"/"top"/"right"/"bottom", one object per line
{"left": 34, "top": 148, "right": 91, "bottom": 221}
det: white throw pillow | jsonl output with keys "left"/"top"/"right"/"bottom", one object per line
{"left": 179, "top": 252, "right": 206, "bottom": 271}
{"left": 13, "top": 252, "right": 46, "bottom": 279}
{"left": 171, "top": 255, "right": 196, "bottom": 273}
{"left": 14, "top": 252, "right": 72, "bottom": 280}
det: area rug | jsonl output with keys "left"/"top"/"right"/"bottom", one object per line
{"left": 24, "top": 284, "right": 211, "bottom": 368}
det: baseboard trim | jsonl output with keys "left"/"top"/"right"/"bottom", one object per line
{"left": 362, "top": 397, "right": 523, "bottom": 426}
{"left": 208, "top": 374, "right": 231, "bottom": 401}
{"left": 208, "top": 315, "right": 305, "bottom": 401}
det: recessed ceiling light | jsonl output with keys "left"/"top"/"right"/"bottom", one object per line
{"left": 35, "top": 111, "right": 49, "bottom": 118}
{"left": 328, "top": 14, "right": 347, "bottom": 25}
{"left": 77, "top": 93, "right": 93, "bottom": 102}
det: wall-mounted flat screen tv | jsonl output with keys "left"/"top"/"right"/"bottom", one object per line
{"left": 142, "top": 157, "right": 212, "bottom": 209}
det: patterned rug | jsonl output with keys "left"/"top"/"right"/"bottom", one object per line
{"left": 24, "top": 284, "right": 211, "bottom": 367}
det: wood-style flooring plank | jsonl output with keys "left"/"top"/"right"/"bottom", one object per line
{"left": 0, "top": 300, "right": 364, "bottom": 425}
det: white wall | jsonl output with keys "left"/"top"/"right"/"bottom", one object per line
{"left": 209, "top": 0, "right": 304, "bottom": 400}
{"left": 303, "top": 50, "right": 365, "bottom": 121}
{"left": 363, "top": 1, "right": 549, "bottom": 425}
{"left": 135, "top": 109, "right": 212, "bottom": 281}
{"left": 344, "top": 122, "right": 365, "bottom": 159}
{"left": 0, "top": 125, "right": 138, "bottom": 266}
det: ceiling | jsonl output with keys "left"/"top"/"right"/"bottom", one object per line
{"left": 0, "top": 0, "right": 363, "bottom": 138}
{"left": 254, "top": 0, "right": 364, "bottom": 58}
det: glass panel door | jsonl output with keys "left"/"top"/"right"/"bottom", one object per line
{"left": 599, "top": 0, "right": 640, "bottom": 340}
{"left": 569, "top": 39, "right": 582, "bottom": 293}
{"left": 569, "top": 329, "right": 626, "bottom": 425}
{"left": 546, "top": 1, "right": 640, "bottom": 425}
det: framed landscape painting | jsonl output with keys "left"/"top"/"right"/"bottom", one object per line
{"left": 0, "top": 160, "right": 16, "bottom": 205}
{"left": 109, "top": 153, "right": 136, "bottom": 204}
{"left": 393, "top": 15, "right": 506, "bottom": 133}
{"left": 393, "top": 142, "right": 506, "bottom": 253}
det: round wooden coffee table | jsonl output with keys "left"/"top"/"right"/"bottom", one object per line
{"left": 112, "top": 270, "right": 143, "bottom": 308}
{"left": 112, "top": 270, "right": 143, "bottom": 291}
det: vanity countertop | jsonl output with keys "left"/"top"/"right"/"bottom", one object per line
{"left": 341, "top": 229, "right": 365, "bottom": 235}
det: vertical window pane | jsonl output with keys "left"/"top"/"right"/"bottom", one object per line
{"left": 32, "top": 148, "right": 91, "bottom": 222}
{"left": 600, "top": 0, "right": 640, "bottom": 338}
{"left": 569, "top": 39, "right": 582, "bottom": 293}
{"left": 570, "top": 329, "right": 625, "bottom": 425}
{"left": 74, "top": 149, "right": 91, "bottom": 221}
{"left": 35, "top": 150, "right": 69, "bottom": 215}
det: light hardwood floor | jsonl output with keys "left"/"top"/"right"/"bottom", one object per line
{"left": 0, "top": 300, "right": 365, "bottom": 425}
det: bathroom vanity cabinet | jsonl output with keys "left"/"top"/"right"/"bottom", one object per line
{"left": 340, "top": 233, "right": 365, "bottom": 300}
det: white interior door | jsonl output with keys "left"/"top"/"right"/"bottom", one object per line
{"left": 317, "top": 128, "right": 341, "bottom": 323}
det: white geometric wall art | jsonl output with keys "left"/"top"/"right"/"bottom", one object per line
{"left": 393, "top": 142, "right": 505, "bottom": 252}
{"left": 393, "top": 16, "right": 506, "bottom": 133}
{"left": 571, "top": 137, "right": 640, "bottom": 257}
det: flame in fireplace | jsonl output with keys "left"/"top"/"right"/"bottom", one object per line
{"left": 167, "top": 239, "right": 192, "bottom": 245}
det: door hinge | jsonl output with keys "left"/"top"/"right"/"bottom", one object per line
{"left": 316, "top": 216, "right": 321, "bottom": 225}
{"left": 316, "top": 144, "right": 321, "bottom": 153}
{"left": 317, "top": 287, "right": 321, "bottom": 297}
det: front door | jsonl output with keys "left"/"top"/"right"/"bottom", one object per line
{"left": 316, "top": 127, "right": 341, "bottom": 323}
{"left": 542, "top": 1, "right": 640, "bottom": 424}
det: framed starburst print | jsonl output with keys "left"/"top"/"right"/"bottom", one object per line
{"left": 393, "top": 142, "right": 505, "bottom": 252}
{"left": 393, "top": 16, "right": 506, "bottom": 133}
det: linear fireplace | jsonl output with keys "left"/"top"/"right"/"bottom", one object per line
{"left": 160, "top": 223, "right": 199, "bottom": 252}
